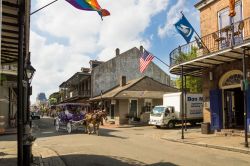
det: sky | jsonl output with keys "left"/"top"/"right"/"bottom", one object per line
{"left": 30, "top": 0, "right": 200, "bottom": 103}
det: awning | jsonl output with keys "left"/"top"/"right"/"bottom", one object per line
{"left": 170, "top": 42, "right": 250, "bottom": 77}
{"left": 1, "top": 0, "right": 30, "bottom": 64}
{"left": 1, "top": 1, "right": 20, "bottom": 64}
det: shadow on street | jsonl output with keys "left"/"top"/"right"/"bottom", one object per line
{"left": 60, "top": 154, "right": 179, "bottom": 166}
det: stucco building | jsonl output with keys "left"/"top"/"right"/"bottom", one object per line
{"left": 169, "top": 0, "right": 250, "bottom": 132}
{"left": 91, "top": 46, "right": 171, "bottom": 97}
{"left": 91, "top": 76, "right": 178, "bottom": 125}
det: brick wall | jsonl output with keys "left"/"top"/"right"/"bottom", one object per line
{"left": 199, "top": 0, "right": 249, "bottom": 37}
{"left": 202, "top": 59, "right": 250, "bottom": 123}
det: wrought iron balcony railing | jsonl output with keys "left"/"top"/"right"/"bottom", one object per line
{"left": 170, "top": 17, "right": 250, "bottom": 67}
{"left": 62, "top": 90, "right": 91, "bottom": 100}
{"left": 0, "top": 64, "right": 18, "bottom": 74}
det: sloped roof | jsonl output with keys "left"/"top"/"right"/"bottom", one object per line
{"left": 90, "top": 76, "right": 178, "bottom": 100}
{"left": 59, "top": 72, "right": 91, "bottom": 87}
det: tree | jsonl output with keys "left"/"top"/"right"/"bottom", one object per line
{"left": 175, "top": 47, "right": 202, "bottom": 93}
{"left": 48, "top": 92, "right": 60, "bottom": 105}
{"left": 48, "top": 98, "right": 57, "bottom": 106}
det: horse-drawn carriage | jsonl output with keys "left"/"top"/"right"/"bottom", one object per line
{"left": 55, "top": 103, "right": 107, "bottom": 135}
{"left": 55, "top": 103, "right": 89, "bottom": 133}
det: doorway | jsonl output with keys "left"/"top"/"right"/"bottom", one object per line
{"left": 224, "top": 88, "right": 244, "bottom": 129}
{"left": 110, "top": 104, "right": 115, "bottom": 119}
{"left": 129, "top": 99, "right": 138, "bottom": 118}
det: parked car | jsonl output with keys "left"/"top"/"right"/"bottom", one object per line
{"left": 31, "top": 112, "right": 40, "bottom": 120}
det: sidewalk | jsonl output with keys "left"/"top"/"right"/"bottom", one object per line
{"left": 160, "top": 128, "right": 250, "bottom": 154}
{"left": 0, "top": 140, "right": 66, "bottom": 166}
{"left": 32, "top": 144, "right": 66, "bottom": 166}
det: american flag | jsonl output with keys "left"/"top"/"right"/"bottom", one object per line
{"left": 139, "top": 49, "right": 154, "bottom": 73}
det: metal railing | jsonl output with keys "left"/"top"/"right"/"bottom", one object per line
{"left": 170, "top": 17, "right": 250, "bottom": 67}
{"left": 62, "top": 90, "right": 91, "bottom": 100}
{"left": 0, "top": 64, "right": 18, "bottom": 73}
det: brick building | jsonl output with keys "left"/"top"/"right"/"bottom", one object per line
{"left": 169, "top": 0, "right": 250, "bottom": 132}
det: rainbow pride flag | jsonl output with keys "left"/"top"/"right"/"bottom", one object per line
{"left": 66, "top": 0, "right": 110, "bottom": 19}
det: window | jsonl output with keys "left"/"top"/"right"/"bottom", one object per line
{"left": 218, "top": 1, "right": 242, "bottom": 30}
{"left": 144, "top": 99, "right": 152, "bottom": 113}
{"left": 218, "top": 1, "right": 243, "bottom": 47}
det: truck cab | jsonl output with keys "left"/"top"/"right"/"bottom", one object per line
{"left": 149, "top": 106, "right": 176, "bottom": 128}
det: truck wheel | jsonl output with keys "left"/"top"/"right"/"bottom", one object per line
{"left": 156, "top": 125, "right": 161, "bottom": 129}
{"left": 167, "top": 121, "right": 175, "bottom": 129}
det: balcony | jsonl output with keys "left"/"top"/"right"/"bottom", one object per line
{"left": 70, "top": 90, "right": 91, "bottom": 98}
{"left": 170, "top": 17, "right": 250, "bottom": 69}
{"left": 0, "top": 64, "right": 17, "bottom": 75}
{"left": 61, "top": 90, "right": 91, "bottom": 102}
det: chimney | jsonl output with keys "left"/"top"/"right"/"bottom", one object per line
{"left": 140, "top": 45, "right": 143, "bottom": 54}
{"left": 116, "top": 48, "right": 120, "bottom": 56}
{"left": 81, "top": 67, "right": 90, "bottom": 73}
{"left": 120, "top": 76, "right": 126, "bottom": 87}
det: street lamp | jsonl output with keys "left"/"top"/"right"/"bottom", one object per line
{"left": 25, "top": 64, "right": 36, "bottom": 83}
{"left": 23, "top": 53, "right": 36, "bottom": 166}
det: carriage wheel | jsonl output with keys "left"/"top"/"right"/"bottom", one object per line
{"left": 66, "top": 122, "right": 72, "bottom": 134}
{"left": 55, "top": 119, "right": 60, "bottom": 132}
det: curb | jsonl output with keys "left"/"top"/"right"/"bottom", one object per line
{"left": 33, "top": 146, "right": 66, "bottom": 166}
{"left": 161, "top": 137, "right": 250, "bottom": 155}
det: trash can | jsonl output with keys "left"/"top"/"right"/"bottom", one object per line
{"left": 201, "top": 122, "right": 210, "bottom": 134}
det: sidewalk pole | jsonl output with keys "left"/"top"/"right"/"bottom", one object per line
{"left": 243, "top": 47, "right": 249, "bottom": 148}
{"left": 181, "top": 66, "right": 184, "bottom": 139}
{"left": 17, "top": 0, "right": 25, "bottom": 165}
{"left": 184, "top": 76, "right": 187, "bottom": 131}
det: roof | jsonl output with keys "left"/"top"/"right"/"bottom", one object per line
{"left": 194, "top": 0, "right": 216, "bottom": 10}
{"left": 59, "top": 72, "right": 91, "bottom": 87}
{"left": 90, "top": 76, "right": 178, "bottom": 100}
{"left": 1, "top": 0, "right": 31, "bottom": 64}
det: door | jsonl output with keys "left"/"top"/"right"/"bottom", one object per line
{"left": 210, "top": 89, "right": 223, "bottom": 130}
{"left": 224, "top": 91, "right": 235, "bottom": 128}
{"left": 110, "top": 104, "right": 115, "bottom": 119}
{"left": 129, "top": 100, "right": 138, "bottom": 118}
{"left": 247, "top": 86, "right": 250, "bottom": 132}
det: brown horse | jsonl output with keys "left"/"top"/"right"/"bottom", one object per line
{"left": 84, "top": 110, "right": 107, "bottom": 135}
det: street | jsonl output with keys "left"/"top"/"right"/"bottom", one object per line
{"left": 30, "top": 117, "right": 250, "bottom": 166}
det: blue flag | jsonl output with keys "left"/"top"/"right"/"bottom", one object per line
{"left": 174, "top": 15, "right": 194, "bottom": 43}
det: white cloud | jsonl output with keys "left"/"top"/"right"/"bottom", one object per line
{"left": 30, "top": 0, "right": 170, "bottom": 102}
{"left": 157, "top": 0, "right": 200, "bottom": 39}
{"left": 158, "top": 0, "right": 186, "bottom": 38}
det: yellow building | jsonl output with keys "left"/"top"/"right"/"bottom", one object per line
{"left": 170, "top": 0, "right": 250, "bottom": 132}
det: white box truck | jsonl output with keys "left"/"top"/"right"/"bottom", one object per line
{"left": 149, "top": 92, "right": 203, "bottom": 128}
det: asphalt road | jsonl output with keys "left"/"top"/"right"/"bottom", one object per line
{"left": 32, "top": 117, "right": 250, "bottom": 166}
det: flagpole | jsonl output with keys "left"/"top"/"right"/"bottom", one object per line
{"left": 30, "top": 0, "right": 60, "bottom": 15}
{"left": 180, "top": 11, "right": 210, "bottom": 53}
{"left": 154, "top": 56, "right": 170, "bottom": 67}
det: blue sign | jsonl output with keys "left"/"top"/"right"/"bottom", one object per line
{"left": 174, "top": 15, "right": 194, "bottom": 43}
